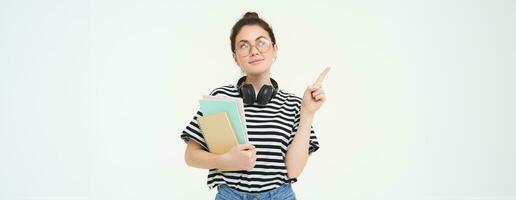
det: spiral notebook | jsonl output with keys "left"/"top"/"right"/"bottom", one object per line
{"left": 196, "top": 112, "right": 238, "bottom": 172}
{"left": 199, "top": 96, "right": 248, "bottom": 144}
{"left": 197, "top": 112, "right": 238, "bottom": 154}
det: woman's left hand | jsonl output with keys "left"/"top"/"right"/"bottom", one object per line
{"left": 301, "top": 67, "right": 330, "bottom": 114}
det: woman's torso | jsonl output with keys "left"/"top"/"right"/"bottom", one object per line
{"left": 206, "top": 84, "right": 302, "bottom": 193}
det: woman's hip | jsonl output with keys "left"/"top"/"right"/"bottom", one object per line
{"left": 215, "top": 183, "right": 296, "bottom": 200}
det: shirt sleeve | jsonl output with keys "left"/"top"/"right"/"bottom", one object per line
{"left": 180, "top": 110, "right": 209, "bottom": 151}
{"left": 180, "top": 87, "right": 224, "bottom": 151}
{"left": 290, "top": 110, "right": 320, "bottom": 155}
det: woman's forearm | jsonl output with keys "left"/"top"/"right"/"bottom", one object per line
{"left": 184, "top": 140, "right": 257, "bottom": 170}
{"left": 285, "top": 110, "right": 314, "bottom": 178}
{"left": 184, "top": 140, "right": 224, "bottom": 169}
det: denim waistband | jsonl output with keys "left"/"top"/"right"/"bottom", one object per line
{"left": 216, "top": 183, "right": 296, "bottom": 200}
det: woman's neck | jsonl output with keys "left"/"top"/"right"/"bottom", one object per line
{"left": 244, "top": 73, "right": 272, "bottom": 93}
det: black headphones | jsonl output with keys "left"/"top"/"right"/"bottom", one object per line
{"left": 237, "top": 76, "right": 279, "bottom": 105}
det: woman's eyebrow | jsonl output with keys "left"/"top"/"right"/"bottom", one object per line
{"left": 237, "top": 36, "right": 266, "bottom": 43}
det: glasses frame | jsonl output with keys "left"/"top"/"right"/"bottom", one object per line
{"left": 234, "top": 37, "right": 273, "bottom": 57}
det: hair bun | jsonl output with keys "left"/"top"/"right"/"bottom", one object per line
{"left": 243, "top": 11, "right": 259, "bottom": 19}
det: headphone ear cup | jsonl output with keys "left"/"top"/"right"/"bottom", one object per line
{"left": 256, "top": 85, "right": 273, "bottom": 105}
{"left": 240, "top": 84, "right": 256, "bottom": 105}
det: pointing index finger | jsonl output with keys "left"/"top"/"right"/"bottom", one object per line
{"left": 313, "top": 67, "right": 331, "bottom": 87}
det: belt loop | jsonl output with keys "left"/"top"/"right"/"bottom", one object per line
{"left": 287, "top": 178, "right": 298, "bottom": 183}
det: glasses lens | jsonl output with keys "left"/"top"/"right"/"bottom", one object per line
{"left": 257, "top": 38, "right": 271, "bottom": 53}
{"left": 236, "top": 43, "right": 250, "bottom": 56}
{"left": 235, "top": 38, "right": 271, "bottom": 57}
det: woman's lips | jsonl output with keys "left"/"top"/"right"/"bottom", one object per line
{"left": 249, "top": 59, "right": 264, "bottom": 65}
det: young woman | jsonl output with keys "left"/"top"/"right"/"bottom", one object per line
{"left": 180, "top": 11, "right": 329, "bottom": 200}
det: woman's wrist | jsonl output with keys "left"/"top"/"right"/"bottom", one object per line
{"left": 299, "top": 107, "right": 315, "bottom": 135}
{"left": 215, "top": 153, "right": 228, "bottom": 169}
{"left": 300, "top": 106, "right": 315, "bottom": 119}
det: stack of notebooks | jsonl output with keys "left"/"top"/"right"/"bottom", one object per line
{"left": 197, "top": 95, "right": 248, "bottom": 171}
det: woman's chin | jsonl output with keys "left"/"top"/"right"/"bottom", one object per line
{"left": 244, "top": 66, "right": 269, "bottom": 76}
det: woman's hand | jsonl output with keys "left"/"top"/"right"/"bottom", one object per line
{"left": 301, "top": 67, "right": 330, "bottom": 115}
{"left": 219, "top": 144, "right": 257, "bottom": 170}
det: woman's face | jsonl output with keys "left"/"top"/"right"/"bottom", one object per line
{"left": 233, "top": 25, "right": 277, "bottom": 76}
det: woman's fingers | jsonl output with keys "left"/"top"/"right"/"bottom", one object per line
{"left": 313, "top": 91, "right": 326, "bottom": 101}
{"left": 308, "top": 85, "right": 318, "bottom": 92}
{"left": 311, "top": 88, "right": 324, "bottom": 97}
{"left": 313, "top": 67, "right": 331, "bottom": 88}
{"left": 238, "top": 144, "right": 255, "bottom": 150}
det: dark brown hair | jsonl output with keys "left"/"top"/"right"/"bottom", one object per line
{"left": 230, "top": 12, "right": 276, "bottom": 53}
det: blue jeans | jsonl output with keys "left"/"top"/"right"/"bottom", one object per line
{"left": 215, "top": 183, "right": 296, "bottom": 200}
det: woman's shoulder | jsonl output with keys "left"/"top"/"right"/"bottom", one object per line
{"left": 277, "top": 89, "right": 302, "bottom": 104}
{"left": 208, "top": 84, "right": 239, "bottom": 96}
{"left": 207, "top": 84, "right": 303, "bottom": 104}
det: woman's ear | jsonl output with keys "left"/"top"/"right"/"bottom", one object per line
{"left": 273, "top": 44, "right": 278, "bottom": 57}
{"left": 232, "top": 53, "right": 239, "bottom": 65}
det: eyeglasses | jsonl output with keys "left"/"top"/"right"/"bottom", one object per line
{"left": 234, "top": 37, "right": 272, "bottom": 57}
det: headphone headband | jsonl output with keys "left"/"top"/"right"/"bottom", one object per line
{"left": 237, "top": 76, "right": 279, "bottom": 90}
{"left": 236, "top": 76, "right": 279, "bottom": 105}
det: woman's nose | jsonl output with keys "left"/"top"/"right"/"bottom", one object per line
{"left": 250, "top": 46, "right": 260, "bottom": 56}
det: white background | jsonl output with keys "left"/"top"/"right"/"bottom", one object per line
{"left": 1, "top": 0, "right": 515, "bottom": 199}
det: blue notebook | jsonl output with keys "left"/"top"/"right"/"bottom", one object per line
{"left": 199, "top": 99, "right": 248, "bottom": 144}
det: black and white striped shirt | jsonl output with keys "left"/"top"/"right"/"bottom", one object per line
{"left": 180, "top": 84, "right": 320, "bottom": 193}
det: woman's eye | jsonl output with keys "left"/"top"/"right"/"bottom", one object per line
{"left": 261, "top": 39, "right": 270, "bottom": 45}
{"left": 239, "top": 44, "right": 250, "bottom": 49}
